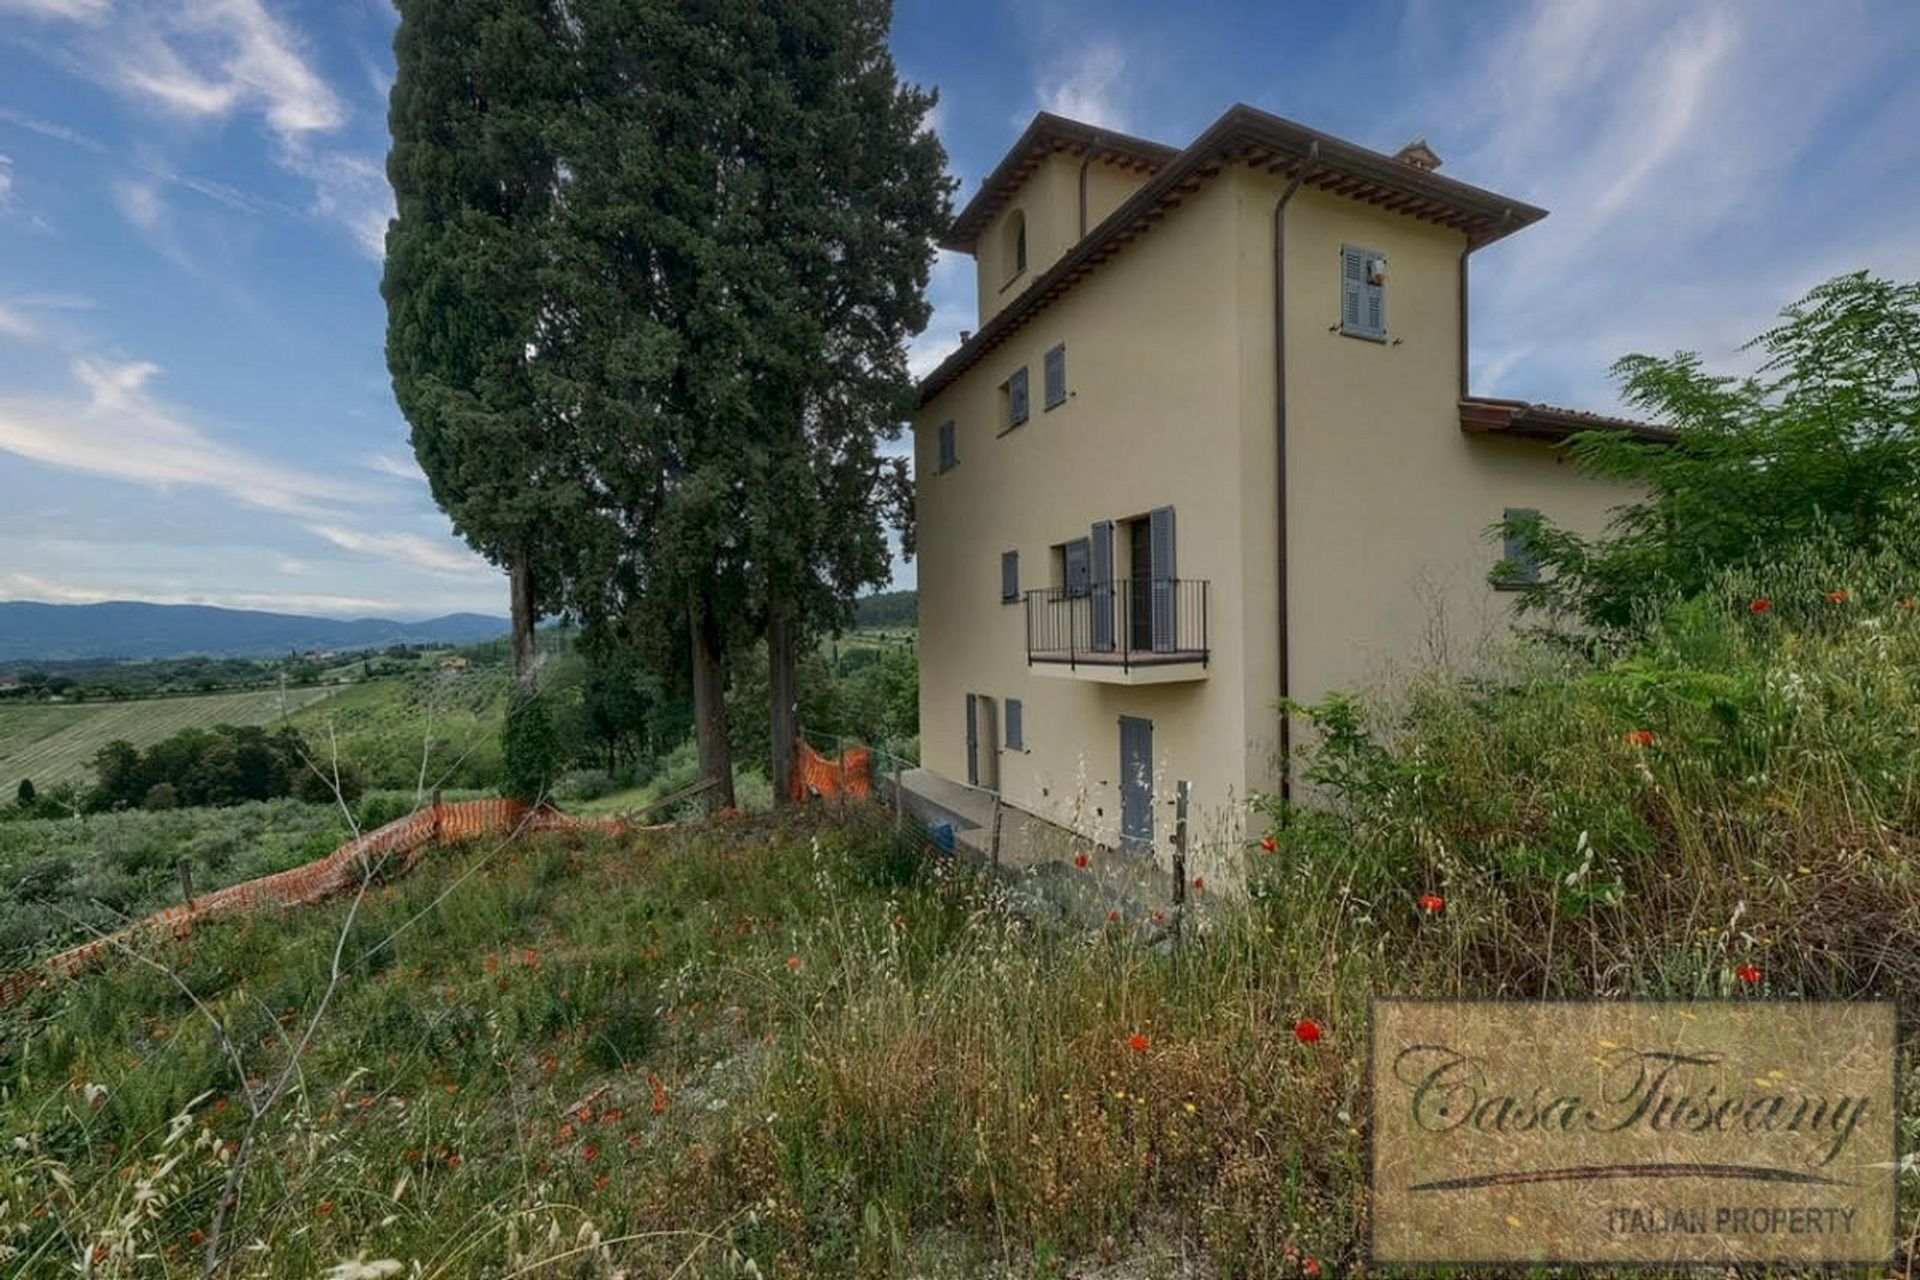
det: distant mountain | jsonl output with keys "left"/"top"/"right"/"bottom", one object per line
{"left": 0, "top": 601, "right": 507, "bottom": 663}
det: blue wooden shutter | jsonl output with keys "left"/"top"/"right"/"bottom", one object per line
{"left": 964, "top": 694, "right": 978, "bottom": 786}
{"left": 1005, "top": 697, "right": 1023, "bottom": 750}
{"left": 1503, "top": 507, "right": 1541, "bottom": 584}
{"left": 1009, "top": 367, "right": 1030, "bottom": 425}
{"left": 1341, "top": 246, "right": 1365, "bottom": 335}
{"left": 1341, "top": 245, "right": 1385, "bottom": 339}
{"left": 1001, "top": 549, "right": 1019, "bottom": 602}
{"left": 1365, "top": 255, "right": 1386, "bottom": 335}
{"left": 1044, "top": 343, "right": 1067, "bottom": 409}
{"left": 1089, "top": 519, "right": 1115, "bottom": 652}
{"left": 1149, "top": 505, "right": 1177, "bottom": 651}
{"left": 1064, "top": 537, "right": 1090, "bottom": 597}
{"left": 938, "top": 420, "right": 956, "bottom": 470}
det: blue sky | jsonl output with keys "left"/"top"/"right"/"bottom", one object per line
{"left": 1, "top": 0, "right": 1917, "bottom": 619}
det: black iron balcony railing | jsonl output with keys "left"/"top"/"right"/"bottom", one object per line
{"left": 1024, "top": 578, "right": 1209, "bottom": 673}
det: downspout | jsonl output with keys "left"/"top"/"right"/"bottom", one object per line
{"left": 1075, "top": 139, "right": 1105, "bottom": 239}
{"left": 1272, "top": 140, "right": 1317, "bottom": 807}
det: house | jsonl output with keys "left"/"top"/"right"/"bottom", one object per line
{"left": 910, "top": 105, "right": 1668, "bottom": 869}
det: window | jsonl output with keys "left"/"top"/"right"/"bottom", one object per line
{"left": 1005, "top": 698, "right": 1024, "bottom": 751}
{"left": 1004, "top": 210, "right": 1027, "bottom": 283}
{"left": 937, "top": 419, "right": 957, "bottom": 471}
{"left": 1001, "top": 549, "right": 1020, "bottom": 602}
{"left": 1001, "top": 366, "right": 1029, "bottom": 431}
{"left": 1044, "top": 343, "right": 1067, "bottom": 409}
{"left": 1340, "top": 243, "right": 1387, "bottom": 340}
{"left": 1497, "top": 507, "right": 1542, "bottom": 589}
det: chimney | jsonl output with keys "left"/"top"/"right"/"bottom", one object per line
{"left": 959, "top": 329, "right": 973, "bottom": 343}
{"left": 1392, "top": 138, "right": 1442, "bottom": 172}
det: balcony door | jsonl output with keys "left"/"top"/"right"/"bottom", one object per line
{"left": 1122, "top": 505, "right": 1177, "bottom": 653}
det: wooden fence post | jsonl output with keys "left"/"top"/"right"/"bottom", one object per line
{"left": 177, "top": 857, "right": 195, "bottom": 910}
{"left": 1171, "top": 780, "right": 1189, "bottom": 943}
{"left": 988, "top": 793, "right": 1004, "bottom": 872}
{"left": 892, "top": 754, "right": 905, "bottom": 832}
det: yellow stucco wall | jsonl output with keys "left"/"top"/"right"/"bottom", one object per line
{"left": 973, "top": 155, "right": 1154, "bottom": 329}
{"left": 1264, "top": 179, "right": 1629, "bottom": 719}
{"left": 919, "top": 160, "right": 1638, "bottom": 872}
{"left": 920, "top": 176, "right": 1256, "bottom": 870}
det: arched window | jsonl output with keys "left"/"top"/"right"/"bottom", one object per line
{"left": 1004, "top": 209, "right": 1027, "bottom": 281}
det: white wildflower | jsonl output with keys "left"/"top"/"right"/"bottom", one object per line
{"left": 324, "top": 1255, "right": 405, "bottom": 1280}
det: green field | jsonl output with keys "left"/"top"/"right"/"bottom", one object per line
{"left": 0, "top": 686, "right": 344, "bottom": 797}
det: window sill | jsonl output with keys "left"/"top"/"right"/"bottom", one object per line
{"left": 1338, "top": 326, "right": 1388, "bottom": 344}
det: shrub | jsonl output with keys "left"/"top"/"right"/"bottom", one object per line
{"left": 141, "top": 782, "right": 180, "bottom": 812}
{"left": 1504, "top": 271, "right": 1920, "bottom": 630}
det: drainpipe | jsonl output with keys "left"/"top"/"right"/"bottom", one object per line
{"left": 1272, "top": 141, "right": 1317, "bottom": 808}
{"left": 1078, "top": 144, "right": 1096, "bottom": 238}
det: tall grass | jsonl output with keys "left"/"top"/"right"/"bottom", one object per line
{"left": 2, "top": 538, "right": 1917, "bottom": 1276}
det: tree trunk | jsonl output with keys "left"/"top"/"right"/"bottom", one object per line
{"left": 688, "top": 590, "right": 736, "bottom": 812}
{"left": 768, "top": 598, "right": 797, "bottom": 807}
{"left": 509, "top": 550, "right": 538, "bottom": 697}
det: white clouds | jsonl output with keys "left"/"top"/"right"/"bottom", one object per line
{"left": 0, "top": 106, "right": 108, "bottom": 153}
{"left": 0, "top": 153, "right": 13, "bottom": 206}
{"left": 0, "top": 0, "right": 112, "bottom": 20}
{"left": 0, "top": 356, "right": 361, "bottom": 516}
{"left": 364, "top": 452, "right": 425, "bottom": 483}
{"left": 305, "top": 524, "right": 495, "bottom": 579}
{"left": 0, "top": 571, "right": 414, "bottom": 617}
{"left": 1425, "top": 0, "right": 1920, "bottom": 409}
{"left": 91, "top": 0, "right": 344, "bottom": 144}
{"left": 289, "top": 147, "right": 392, "bottom": 259}
{"left": 111, "top": 177, "right": 164, "bottom": 229}
{"left": 1035, "top": 41, "right": 1131, "bottom": 130}
{"left": 17, "top": 0, "right": 390, "bottom": 255}
{"left": 0, "top": 302, "right": 38, "bottom": 341}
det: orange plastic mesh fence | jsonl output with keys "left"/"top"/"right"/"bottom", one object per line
{"left": 790, "top": 739, "right": 872, "bottom": 803}
{"left": 0, "top": 798, "right": 651, "bottom": 1013}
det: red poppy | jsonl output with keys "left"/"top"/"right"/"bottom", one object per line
{"left": 1294, "top": 1018, "right": 1323, "bottom": 1044}
{"left": 1152, "top": 910, "right": 1167, "bottom": 925}
{"left": 1129, "top": 1033, "right": 1151, "bottom": 1053}
{"left": 1418, "top": 893, "right": 1445, "bottom": 915}
{"left": 1260, "top": 835, "right": 1277, "bottom": 853}
{"left": 1735, "top": 964, "right": 1763, "bottom": 985}
{"left": 316, "top": 1200, "right": 333, "bottom": 1217}
{"left": 446, "top": 1154, "right": 462, "bottom": 1169}
{"left": 1748, "top": 598, "right": 1772, "bottom": 614}
{"left": 786, "top": 955, "right": 803, "bottom": 971}
{"left": 582, "top": 1144, "right": 599, "bottom": 1163}
{"left": 1827, "top": 590, "right": 1850, "bottom": 604}
{"left": 1624, "top": 729, "right": 1657, "bottom": 747}
{"left": 1902, "top": 598, "right": 1918, "bottom": 612}
{"left": 1304, "top": 1259, "right": 1322, "bottom": 1278}
{"left": 649, "top": 1071, "right": 669, "bottom": 1115}
{"left": 1192, "top": 876, "right": 1206, "bottom": 891}
{"left": 1107, "top": 910, "right": 1122, "bottom": 924}
{"left": 1074, "top": 852, "right": 1091, "bottom": 869}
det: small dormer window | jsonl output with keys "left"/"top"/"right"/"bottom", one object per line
{"left": 1004, "top": 210, "right": 1027, "bottom": 283}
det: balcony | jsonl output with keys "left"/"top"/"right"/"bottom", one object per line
{"left": 1024, "top": 578, "right": 1210, "bottom": 684}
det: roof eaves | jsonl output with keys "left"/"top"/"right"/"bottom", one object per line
{"left": 1460, "top": 396, "right": 1675, "bottom": 444}
{"left": 941, "top": 113, "right": 1180, "bottom": 253}
{"left": 918, "top": 105, "right": 1550, "bottom": 408}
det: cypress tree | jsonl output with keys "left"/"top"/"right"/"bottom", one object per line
{"left": 383, "top": 0, "right": 581, "bottom": 705}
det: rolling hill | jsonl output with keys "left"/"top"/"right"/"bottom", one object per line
{"left": 0, "top": 600, "right": 505, "bottom": 662}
